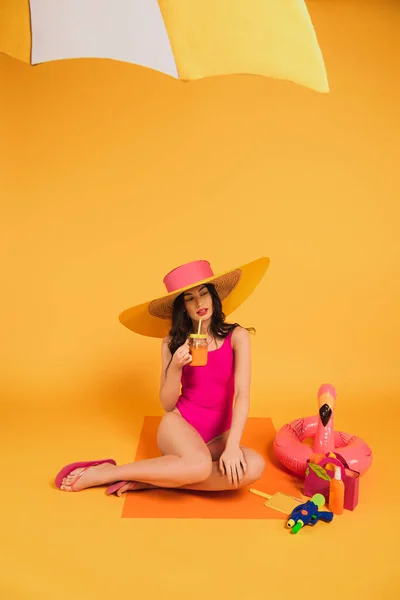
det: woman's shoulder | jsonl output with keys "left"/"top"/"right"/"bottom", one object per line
{"left": 231, "top": 326, "right": 250, "bottom": 345}
{"left": 162, "top": 336, "right": 171, "bottom": 345}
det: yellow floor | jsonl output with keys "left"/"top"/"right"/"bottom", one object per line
{"left": 2, "top": 404, "right": 398, "bottom": 599}
{"left": 1, "top": 0, "right": 399, "bottom": 598}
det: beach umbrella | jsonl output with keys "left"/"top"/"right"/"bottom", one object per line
{"left": 0, "top": 0, "right": 328, "bottom": 92}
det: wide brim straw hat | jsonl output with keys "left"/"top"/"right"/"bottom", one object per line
{"left": 119, "top": 256, "right": 270, "bottom": 338}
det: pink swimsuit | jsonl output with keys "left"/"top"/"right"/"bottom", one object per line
{"left": 176, "top": 332, "right": 235, "bottom": 443}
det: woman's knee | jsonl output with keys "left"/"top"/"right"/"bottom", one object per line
{"left": 157, "top": 412, "right": 213, "bottom": 484}
{"left": 183, "top": 453, "right": 213, "bottom": 484}
{"left": 243, "top": 449, "right": 266, "bottom": 482}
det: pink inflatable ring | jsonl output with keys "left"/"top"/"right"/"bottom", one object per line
{"left": 273, "top": 384, "right": 373, "bottom": 477}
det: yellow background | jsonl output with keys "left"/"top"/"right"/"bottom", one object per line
{"left": 1, "top": 1, "right": 399, "bottom": 599}
{"left": 0, "top": 0, "right": 30, "bottom": 62}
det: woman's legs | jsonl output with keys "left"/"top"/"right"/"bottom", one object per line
{"left": 113, "top": 431, "right": 265, "bottom": 496}
{"left": 60, "top": 412, "right": 212, "bottom": 492}
{"left": 179, "top": 448, "right": 265, "bottom": 491}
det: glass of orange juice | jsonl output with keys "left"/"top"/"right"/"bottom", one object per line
{"left": 188, "top": 334, "right": 208, "bottom": 367}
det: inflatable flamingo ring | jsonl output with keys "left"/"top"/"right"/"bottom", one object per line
{"left": 273, "top": 384, "right": 373, "bottom": 477}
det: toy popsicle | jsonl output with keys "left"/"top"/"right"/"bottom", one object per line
{"left": 249, "top": 488, "right": 304, "bottom": 514}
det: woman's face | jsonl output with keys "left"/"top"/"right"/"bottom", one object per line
{"left": 183, "top": 285, "right": 213, "bottom": 324}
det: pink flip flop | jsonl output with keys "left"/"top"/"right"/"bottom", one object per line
{"left": 106, "top": 481, "right": 127, "bottom": 496}
{"left": 55, "top": 459, "right": 117, "bottom": 491}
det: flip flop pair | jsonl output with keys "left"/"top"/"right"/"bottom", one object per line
{"left": 54, "top": 459, "right": 117, "bottom": 491}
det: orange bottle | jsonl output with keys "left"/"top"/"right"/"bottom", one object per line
{"left": 329, "top": 466, "right": 344, "bottom": 515}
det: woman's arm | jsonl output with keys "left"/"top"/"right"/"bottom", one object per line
{"left": 226, "top": 326, "right": 251, "bottom": 448}
{"left": 159, "top": 337, "right": 189, "bottom": 412}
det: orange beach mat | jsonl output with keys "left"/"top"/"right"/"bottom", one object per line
{"left": 122, "top": 417, "right": 302, "bottom": 519}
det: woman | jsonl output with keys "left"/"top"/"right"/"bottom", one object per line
{"left": 55, "top": 257, "right": 270, "bottom": 496}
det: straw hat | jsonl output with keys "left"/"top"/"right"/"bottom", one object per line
{"left": 119, "top": 257, "right": 270, "bottom": 338}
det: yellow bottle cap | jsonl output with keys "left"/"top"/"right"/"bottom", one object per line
{"left": 189, "top": 333, "right": 207, "bottom": 339}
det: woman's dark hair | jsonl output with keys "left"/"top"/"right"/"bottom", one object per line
{"left": 167, "top": 283, "right": 255, "bottom": 364}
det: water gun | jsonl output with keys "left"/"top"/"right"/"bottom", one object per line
{"left": 287, "top": 493, "right": 333, "bottom": 534}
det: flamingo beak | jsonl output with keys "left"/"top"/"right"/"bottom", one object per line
{"left": 319, "top": 403, "right": 332, "bottom": 427}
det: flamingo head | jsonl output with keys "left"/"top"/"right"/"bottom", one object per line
{"left": 317, "top": 384, "right": 336, "bottom": 427}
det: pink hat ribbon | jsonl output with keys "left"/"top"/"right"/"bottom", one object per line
{"left": 163, "top": 260, "right": 214, "bottom": 293}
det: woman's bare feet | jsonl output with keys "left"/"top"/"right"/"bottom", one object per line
{"left": 60, "top": 462, "right": 116, "bottom": 492}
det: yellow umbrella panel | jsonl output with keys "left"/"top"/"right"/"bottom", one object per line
{"left": 160, "top": 0, "right": 329, "bottom": 93}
